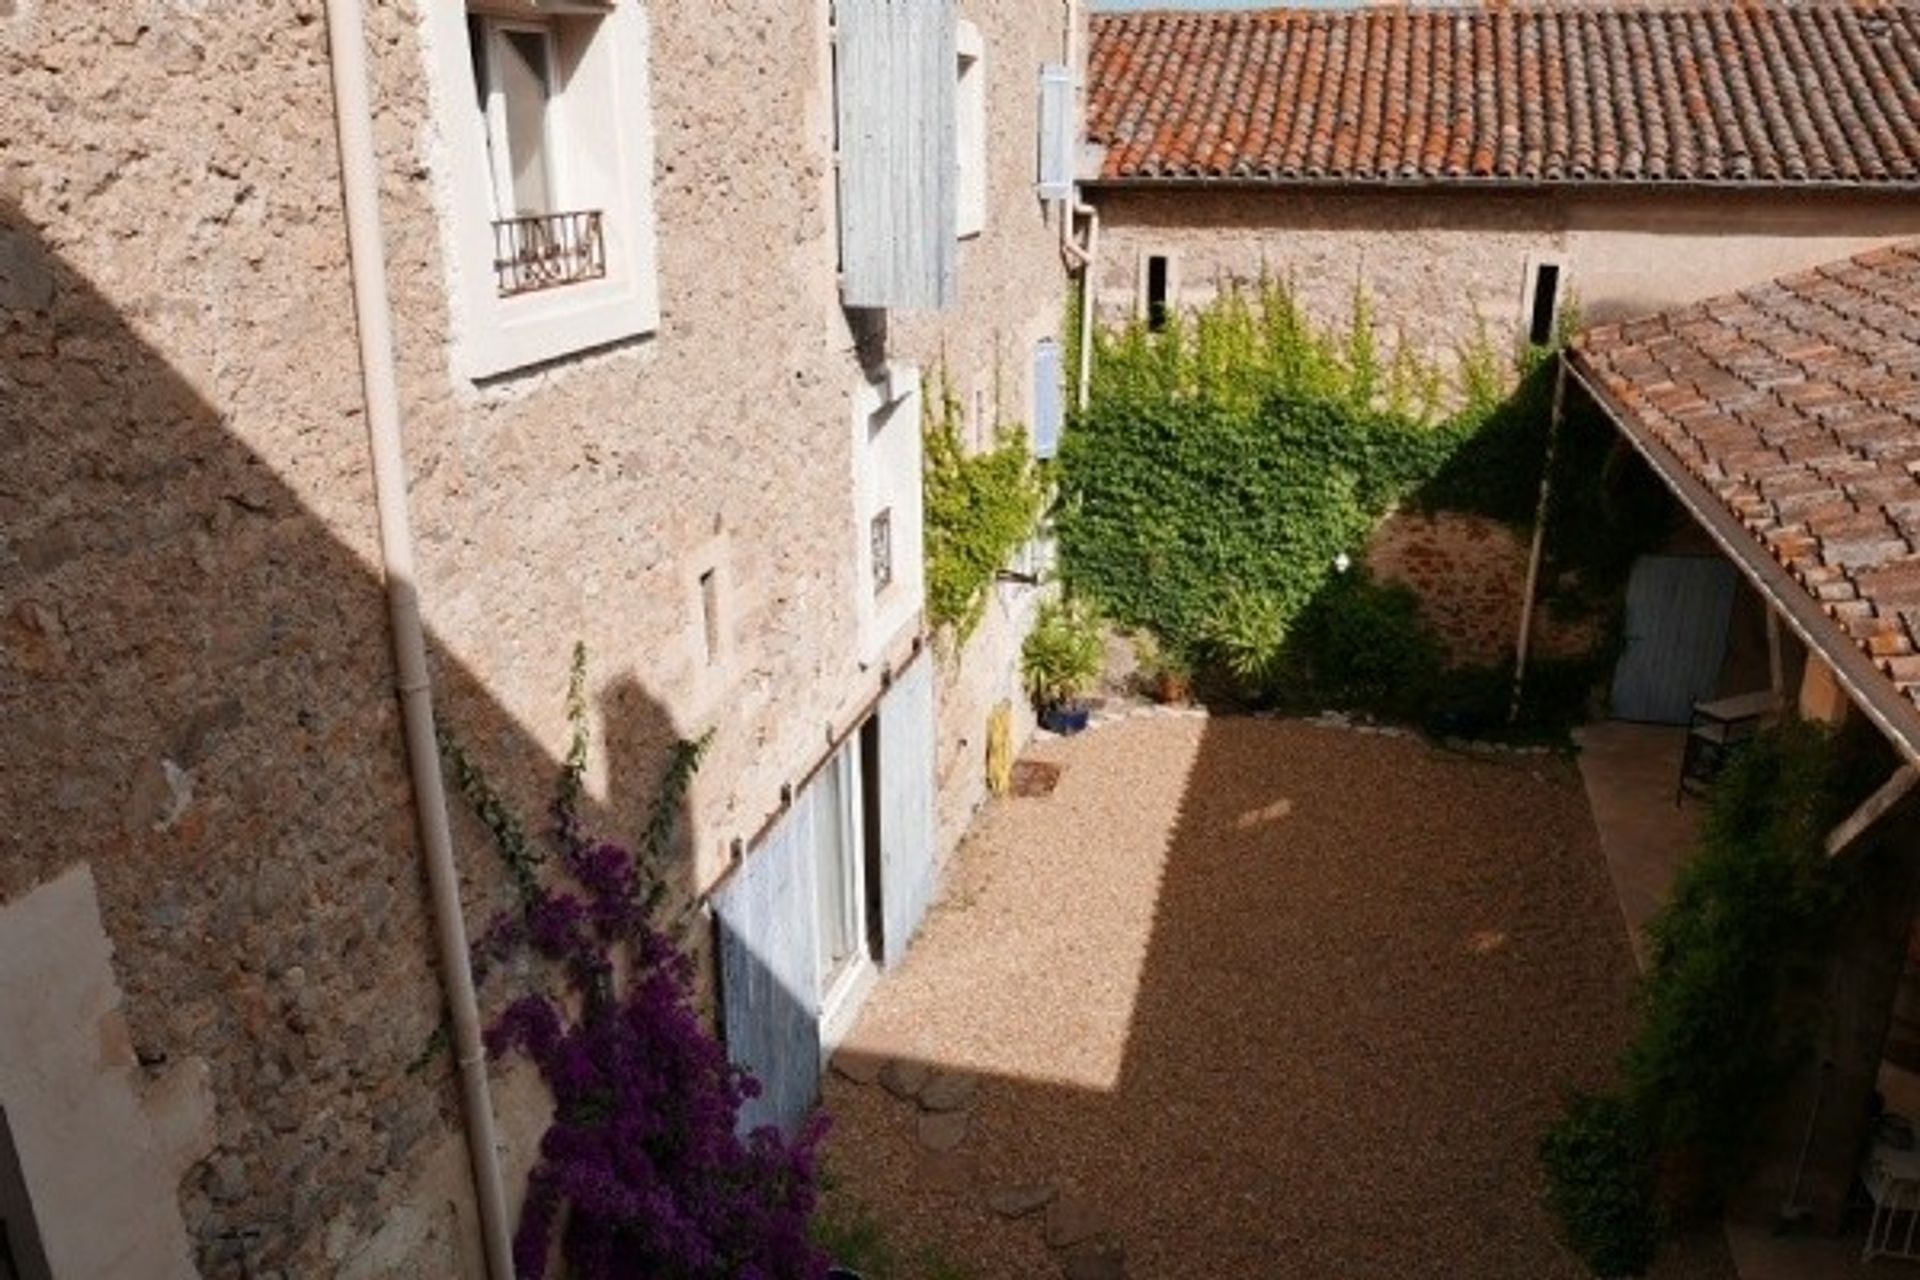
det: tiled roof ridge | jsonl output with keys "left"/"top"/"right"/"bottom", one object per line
{"left": 1088, "top": 1, "right": 1920, "bottom": 185}
{"left": 1094, "top": 2, "right": 1916, "bottom": 23}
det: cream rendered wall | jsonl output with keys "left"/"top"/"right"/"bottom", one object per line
{"left": 1090, "top": 186, "right": 1920, "bottom": 366}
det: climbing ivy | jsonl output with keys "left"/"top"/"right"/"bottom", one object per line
{"left": 1541, "top": 722, "right": 1872, "bottom": 1276}
{"left": 1058, "top": 280, "right": 1503, "bottom": 672}
{"left": 923, "top": 367, "right": 1047, "bottom": 640}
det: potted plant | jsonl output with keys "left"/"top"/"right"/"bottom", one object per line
{"left": 1022, "top": 597, "right": 1103, "bottom": 733}
{"left": 1132, "top": 632, "right": 1194, "bottom": 705}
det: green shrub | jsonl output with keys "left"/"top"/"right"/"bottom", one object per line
{"left": 1541, "top": 723, "right": 1855, "bottom": 1274}
{"left": 1199, "top": 585, "right": 1291, "bottom": 691}
{"left": 1626, "top": 720, "right": 1849, "bottom": 1207}
{"left": 1020, "top": 597, "right": 1103, "bottom": 707}
{"left": 923, "top": 371, "right": 1047, "bottom": 640}
{"left": 1058, "top": 280, "right": 1537, "bottom": 710}
{"left": 1290, "top": 569, "right": 1443, "bottom": 718}
{"left": 1540, "top": 1092, "right": 1659, "bottom": 1278}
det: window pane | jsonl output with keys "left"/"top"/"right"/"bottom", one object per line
{"left": 496, "top": 28, "right": 554, "bottom": 215}
{"left": 812, "top": 752, "right": 858, "bottom": 990}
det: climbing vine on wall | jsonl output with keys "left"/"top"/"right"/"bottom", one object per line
{"left": 922, "top": 367, "right": 1047, "bottom": 640}
{"left": 1540, "top": 722, "right": 1863, "bottom": 1277}
{"left": 440, "top": 644, "right": 828, "bottom": 1279}
{"left": 1058, "top": 280, "right": 1505, "bottom": 665}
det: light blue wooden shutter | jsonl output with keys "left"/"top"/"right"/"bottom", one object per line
{"left": 877, "top": 654, "right": 937, "bottom": 968}
{"left": 1037, "top": 62, "right": 1074, "bottom": 200}
{"left": 713, "top": 802, "right": 821, "bottom": 1136}
{"left": 836, "top": 0, "right": 958, "bottom": 310}
{"left": 1032, "top": 337, "right": 1063, "bottom": 459}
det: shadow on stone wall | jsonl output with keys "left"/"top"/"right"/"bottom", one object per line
{"left": 0, "top": 204, "right": 702, "bottom": 1275}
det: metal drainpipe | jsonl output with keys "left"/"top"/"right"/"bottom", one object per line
{"left": 321, "top": 3, "right": 516, "bottom": 1277}
{"left": 1074, "top": 201, "right": 1098, "bottom": 411}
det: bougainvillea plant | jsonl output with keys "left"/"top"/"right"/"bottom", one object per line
{"left": 441, "top": 644, "right": 830, "bottom": 1279}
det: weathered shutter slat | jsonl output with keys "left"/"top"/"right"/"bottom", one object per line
{"left": 1037, "top": 62, "right": 1074, "bottom": 201}
{"left": 877, "top": 654, "right": 937, "bottom": 968}
{"left": 1032, "top": 337, "right": 1063, "bottom": 459}
{"left": 713, "top": 802, "right": 821, "bottom": 1136}
{"left": 836, "top": 0, "right": 956, "bottom": 310}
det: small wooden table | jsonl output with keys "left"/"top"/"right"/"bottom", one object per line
{"left": 1676, "top": 690, "right": 1778, "bottom": 803}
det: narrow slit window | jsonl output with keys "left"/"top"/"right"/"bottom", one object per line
{"left": 1528, "top": 262, "right": 1562, "bottom": 346}
{"left": 1146, "top": 255, "right": 1170, "bottom": 332}
{"left": 699, "top": 568, "right": 721, "bottom": 666}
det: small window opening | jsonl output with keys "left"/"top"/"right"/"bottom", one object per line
{"left": 1146, "top": 255, "right": 1170, "bottom": 332}
{"left": 1528, "top": 262, "right": 1562, "bottom": 346}
{"left": 699, "top": 568, "right": 721, "bottom": 666}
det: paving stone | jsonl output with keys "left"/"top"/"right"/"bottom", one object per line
{"left": 987, "top": 1182, "right": 1056, "bottom": 1218}
{"left": 829, "top": 1049, "right": 885, "bottom": 1086}
{"left": 1061, "top": 1241, "right": 1125, "bottom": 1280}
{"left": 878, "top": 1058, "right": 932, "bottom": 1100}
{"left": 915, "top": 1109, "right": 969, "bottom": 1152}
{"left": 1044, "top": 1195, "right": 1106, "bottom": 1249}
{"left": 917, "top": 1070, "right": 978, "bottom": 1113}
{"left": 918, "top": 1148, "right": 979, "bottom": 1194}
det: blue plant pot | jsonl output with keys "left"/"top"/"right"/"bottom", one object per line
{"left": 1040, "top": 701, "right": 1091, "bottom": 734}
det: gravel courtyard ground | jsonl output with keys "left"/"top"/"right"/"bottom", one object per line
{"left": 819, "top": 712, "right": 1737, "bottom": 1279}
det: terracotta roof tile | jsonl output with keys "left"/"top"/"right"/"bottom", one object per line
{"left": 1087, "top": 2, "right": 1920, "bottom": 186}
{"left": 1571, "top": 240, "right": 1920, "bottom": 718}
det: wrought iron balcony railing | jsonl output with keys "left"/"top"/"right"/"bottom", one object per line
{"left": 491, "top": 210, "right": 606, "bottom": 298}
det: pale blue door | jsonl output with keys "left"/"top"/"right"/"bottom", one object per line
{"left": 1610, "top": 554, "right": 1739, "bottom": 724}
{"left": 877, "top": 654, "right": 938, "bottom": 969}
{"left": 713, "top": 799, "right": 821, "bottom": 1136}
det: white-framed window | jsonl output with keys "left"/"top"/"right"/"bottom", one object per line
{"left": 853, "top": 366, "right": 926, "bottom": 663}
{"left": 954, "top": 19, "right": 986, "bottom": 239}
{"left": 423, "top": 1, "right": 659, "bottom": 381}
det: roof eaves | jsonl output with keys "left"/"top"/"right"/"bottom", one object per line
{"left": 1563, "top": 348, "right": 1920, "bottom": 769}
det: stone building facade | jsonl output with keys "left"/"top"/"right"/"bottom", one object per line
{"left": 1088, "top": 185, "right": 1920, "bottom": 368}
{"left": 0, "top": 0, "right": 1080, "bottom": 1274}
{"left": 1084, "top": 5, "right": 1920, "bottom": 364}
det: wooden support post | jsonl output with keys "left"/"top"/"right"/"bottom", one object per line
{"left": 1510, "top": 354, "right": 1568, "bottom": 723}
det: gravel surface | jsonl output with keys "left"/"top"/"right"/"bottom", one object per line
{"left": 820, "top": 713, "right": 1736, "bottom": 1279}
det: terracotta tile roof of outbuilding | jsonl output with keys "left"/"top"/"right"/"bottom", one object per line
{"left": 1571, "top": 242, "right": 1920, "bottom": 725}
{"left": 1087, "top": 3, "right": 1920, "bottom": 187}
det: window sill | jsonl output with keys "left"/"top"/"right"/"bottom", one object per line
{"left": 459, "top": 269, "right": 658, "bottom": 382}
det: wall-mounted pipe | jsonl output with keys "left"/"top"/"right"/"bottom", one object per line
{"left": 321, "top": 3, "right": 516, "bottom": 1277}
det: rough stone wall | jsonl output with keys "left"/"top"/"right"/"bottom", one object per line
{"left": 1, "top": 2, "right": 1068, "bottom": 1277}
{"left": 890, "top": 0, "right": 1076, "bottom": 860}
{"left": 1, "top": 7, "right": 453, "bottom": 1276}
{"left": 1366, "top": 511, "right": 1590, "bottom": 669}
{"left": 1088, "top": 185, "right": 1920, "bottom": 369}
{"left": 1088, "top": 187, "right": 1559, "bottom": 367}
